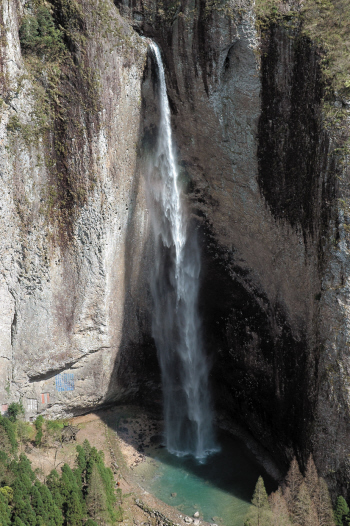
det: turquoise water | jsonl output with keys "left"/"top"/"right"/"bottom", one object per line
{"left": 133, "top": 431, "right": 276, "bottom": 526}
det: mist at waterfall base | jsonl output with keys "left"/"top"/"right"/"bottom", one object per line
{"left": 133, "top": 429, "right": 277, "bottom": 526}
{"left": 147, "top": 42, "right": 217, "bottom": 460}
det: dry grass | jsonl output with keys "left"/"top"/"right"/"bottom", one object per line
{"left": 302, "top": 0, "right": 350, "bottom": 94}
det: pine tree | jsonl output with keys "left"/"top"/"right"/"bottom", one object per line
{"left": 285, "top": 457, "right": 304, "bottom": 515}
{"left": 305, "top": 455, "right": 319, "bottom": 502}
{"left": 293, "top": 481, "right": 320, "bottom": 526}
{"left": 11, "top": 453, "right": 36, "bottom": 482}
{"left": 269, "top": 488, "right": 292, "bottom": 526}
{"left": 0, "top": 427, "right": 12, "bottom": 455}
{"left": 38, "top": 484, "right": 64, "bottom": 526}
{"left": 252, "top": 477, "right": 269, "bottom": 510}
{"left": 244, "top": 477, "right": 273, "bottom": 526}
{"left": 86, "top": 446, "right": 102, "bottom": 485}
{"left": 97, "top": 462, "right": 117, "bottom": 523}
{"left": 46, "top": 469, "right": 64, "bottom": 510}
{"left": 0, "top": 416, "right": 17, "bottom": 452}
{"left": 86, "top": 463, "right": 108, "bottom": 524}
{"left": 75, "top": 445, "right": 87, "bottom": 486}
{"left": 11, "top": 473, "right": 37, "bottom": 526}
{"left": 61, "top": 464, "right": 86, "bottom": 513}
{"left": 31, "top": 483, "right": 45, "bottom": 520}
{"left": 334, "top": 496, "right": 349, "bottom": 526}
{"left": 34, "top": 415, "right": 44, "bottom": 447}
{"left": 59, "top": 464, "right": 86, "bottom": 524}
{"left": 0, "top": 491, "right": 11, "bottom": 526}
{"left": 83, "top": 441, "right": 118, "bottom": 524}
{"left": 11, "top": 489, "right": 36, "bottom": 526}
{"left": 0, "top": 451, "right": 7, "bottom": 485}
{"left": 315, "top": 477, "right": 336, "bottom": 526}
{"left": 66, "top": 490, "right": 85, "bottom": 526}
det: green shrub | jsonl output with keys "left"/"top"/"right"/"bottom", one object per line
{"left": 334, "top": 496, "right": 349, "bottom": 526}
{"left": 19, "top": 6, "right": 65, "bottom": 58}
{"left": 7, "top": 402, "right": 25, "bottom": 422}
{"left": 34, "top": 415, "right": 44, "bottom": 447}
{"left": 19, "top": 15, "right": 40, "bottom": 51}
{"left": 0, "top": 416, "right": 18, "bottom": 452}
{"left": 16, "top": 420, "right": 33, "bottom": 446}
{"left": 47, "top": 419, "right": 66, "bottom": 434}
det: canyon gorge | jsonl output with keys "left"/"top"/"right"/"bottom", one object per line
{"left": 1, "top": 0, "right": 350, "bottom": 501}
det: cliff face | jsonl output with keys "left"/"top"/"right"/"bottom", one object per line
{"left": 114, "top": 0, "right": 350, "bottom": 491}
{"left": 0, "top": 0, "right": 159, "bottom": 419}
{"left": 136, "top": 0, "right": 339, "bottom": 472}
{"left": 1, "top": 0, "right": 350, "bottom": 496}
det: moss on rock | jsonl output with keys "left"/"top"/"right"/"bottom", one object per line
{"left": 255, "top": 0, "right": 350, "bottom": 98}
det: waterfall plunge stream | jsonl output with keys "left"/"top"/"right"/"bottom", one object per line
{"left": 147, "top": 42, "right": 217, "bottom": 459}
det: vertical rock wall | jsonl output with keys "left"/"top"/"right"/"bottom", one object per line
{"left": 133, "top": 0, "right": 350, "bottom": 493}
{"left": 1, "top": 0, "right": 350, "bottom": 499}
{"left": 0, "top": 0, "right": 159, "bottom": 419}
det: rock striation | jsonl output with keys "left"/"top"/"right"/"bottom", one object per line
{"left": 1, "top": 0, "right": 350, "bottom": 497}
{"left": 0, "top": 0, "right": 157, "bottom": 420}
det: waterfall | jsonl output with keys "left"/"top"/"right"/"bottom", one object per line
{"left": 147, "top": 41, "right": 217, "bottom": 459}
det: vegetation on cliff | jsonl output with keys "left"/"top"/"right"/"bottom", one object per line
{"left": 9, "top": 0, "right": 101, "bottom": 240}
{"left": 0, "top": 412, "right": 123, "bottom": 525}
{"left": 256, "top": 0, "right": 348, "bottom": 251}
{"left": 19, "top": 3, "right": 66, "bottom": 58}
{"left": 255, "top": 0, "right": 350, "bottom": 98}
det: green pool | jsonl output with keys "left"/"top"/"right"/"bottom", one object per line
{"left": 133, "top": 430, "right": 276, "bottom": 526}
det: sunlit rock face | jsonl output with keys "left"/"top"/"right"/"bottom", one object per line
{"left": 1, "top": 0, "right": 350, "bottom": 498}
{"left": 0, "top": 0, "right": 159, "bottom": 419}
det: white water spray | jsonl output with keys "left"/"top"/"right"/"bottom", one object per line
{"left": 147, "top": 41, "right": 217, "bottom": 459}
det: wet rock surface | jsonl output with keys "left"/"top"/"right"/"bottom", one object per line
{"left": 130, "top": 0, "right": 350, "bottom": 494}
